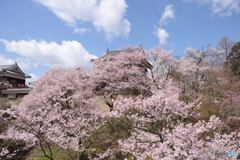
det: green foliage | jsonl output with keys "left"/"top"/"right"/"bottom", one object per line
{"left": 225, "top": 115, "right": 240, "bottom": 132}
{"left": 0, "top": 97, "right": 10, "bottom": 109}
{"left": 0, "top": 98, "right": 10, "bottom": 134}
{"left": 85, "top": 117, "right": 132, "bottom": 158}
{"left": 221, "top": 104, "right": 240, "bottom": 118}
{"left": 228, "top": 42, "right": 240, "bottom": 75}
{"left": 100, "top": 151, "right": 136, "bottom": 160}
{"left": 26, "top": 147, "right": 76, "bottom": 160}
{"left": 196, "top": 99, "right": 220, "bottom": 120}
{"left": 179, "top": 95, "right": 192, "bottom": 103}
{"left": 0, "top": 120, "right": 6, "bottom": 134}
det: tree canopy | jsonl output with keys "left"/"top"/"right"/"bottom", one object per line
{"left": 0, "top": 44, "right": 240, "bottom": 160}
{"left": 228, "top": 42, "right": 240, "bottom": 75}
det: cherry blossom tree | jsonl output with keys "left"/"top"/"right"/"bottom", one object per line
{"left": 176, "top": 47, "right": 213, "bottom": 95}
{"left": 218, "top": 36, "right": 234, "bottom": 62}
{"left": 101, "top": 80, "right": 240, "bottom": 160}
{"left": 0, "top": 68, "right": 101, "bottom": 160}
{"left": 150, "top": 48, "right": 178, "bottom": 82}
{"left": 91, "top": 47, "right": 152, "bottom": 110}
{"left": 0, "top": 47, "right": 239, "bottom": 160}
{"left": 118, "top": 116, "right": 239, "bottom": 160}
{"left": 150, "top": 47, "right": 217, "bottom": 97}
{"left": 228, "top": 42, "right": 240, "bottom": 75}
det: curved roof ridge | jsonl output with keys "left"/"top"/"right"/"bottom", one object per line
{"left": 0, "top": 62, "right": 30, "bottom": 77}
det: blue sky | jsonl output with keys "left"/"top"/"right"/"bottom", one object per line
{"left": 0, "top": 0, "right": 240, "bottom": 80}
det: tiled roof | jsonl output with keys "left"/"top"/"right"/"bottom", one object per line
{"left": 0, "top": 63, "right": 31, "bottom": 78}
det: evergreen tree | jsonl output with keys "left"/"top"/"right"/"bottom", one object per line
{"left": 228, "top": 42, "right": 240, "bottom": 75}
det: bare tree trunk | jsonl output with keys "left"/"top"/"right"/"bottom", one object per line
{"left": 104, "top": 95, "right": 113, "bottom": 111}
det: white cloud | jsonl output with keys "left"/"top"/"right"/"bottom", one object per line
{"left": 155, "top": 28, "right": 169, "bottom": 46}
{"left": 0, "top": 54, "right": 36, "bottom": 72}
{"left": 155, "top": 4, "right": 175, "bottom": 46}
{"left": 186, "top": 0, "right": 240, "bottom": 16}
{"left": 0, "top": 55, "right": 14, "bottom": 65}
{"left": 15, "top": 58, "right": 39, "bottom": 72}
{"left": 160, "top": 4, "right": 175, "bottom": 25}
{"left": 35, "top": 0, "right": 131, "bottom": 39}
{"left": 73, "top": 27, "right": 90, "bottom": 35}
{"left": 0, "top": 39, "right": 97, "bottom": 68}
{"left": 26, "top": 73, "right": 39, "bottom": 84}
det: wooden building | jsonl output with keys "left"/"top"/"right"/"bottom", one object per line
{"left": 0, "top": 63, "right": 31, "bottom": 98}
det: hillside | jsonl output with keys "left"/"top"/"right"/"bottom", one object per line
{"left": 0, "top": 45, "right": 240, "bottom": 160}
